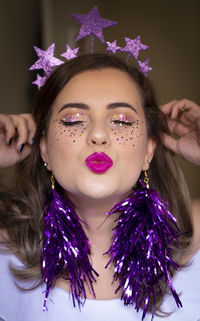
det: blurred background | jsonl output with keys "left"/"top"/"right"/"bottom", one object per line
{"left": 0, "top": 0, "right": 199, "bottom": 197}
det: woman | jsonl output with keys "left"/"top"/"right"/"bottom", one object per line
{"left": 0, "top": 54, "right": 200, "bottom": 321}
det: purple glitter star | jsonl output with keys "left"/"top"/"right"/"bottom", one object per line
{"left": 70, "top": 6, "right": 117, "bottom": 43}
{"left": 32, "top": 73, "right": 47, "bottom": 90}
{"left": 30, "top": 43, "right": 64, "bottom": 76}
{"left": 121, "top": 36, "right": 149, "bottom": 60}
{"left": 61, "top": 45, "right": 79, "bottom": 60}
{"left": 106, "top": 40, "right": 121, "bottom": 54}
{"left": 138, "top": 58, "right": 152, "bottom": 76}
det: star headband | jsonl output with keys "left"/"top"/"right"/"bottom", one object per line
{"left": 30, "top": 5, "right": 152, "bottom": 89}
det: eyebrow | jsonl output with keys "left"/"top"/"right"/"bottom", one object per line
{"left": 58, "top": 102, "right": 138, "bottom": 114}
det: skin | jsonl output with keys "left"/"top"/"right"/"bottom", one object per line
{"left": 0, "top": 113, "right": 35, "bottom": 168}
{"left": 39, "top": 68, "right": 156, "bottom": 299}
{"left": 40, "top": 68, "right": 155, "bottom": 205}
{"left": 0, "top": 76, "right": 199, "bottom": 298}
{"left": 160, "top": 99, "right": 200, "bottom": 166}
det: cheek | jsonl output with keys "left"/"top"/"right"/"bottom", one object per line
{"left": 111, "top": 119, "right": 145, "bottom": 148}
{"left": 53, "top": 118, "right": 88, "bottom": 144}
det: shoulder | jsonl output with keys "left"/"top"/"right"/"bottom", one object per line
{"left": 0, "top": 250, "right": 45, "bottom": 321}
{"left": 0, "top": 250, "right": 20, "bottom": 318}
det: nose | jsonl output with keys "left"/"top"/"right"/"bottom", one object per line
{"left": 86, "top": 122, "right": 111, "bottom": 147}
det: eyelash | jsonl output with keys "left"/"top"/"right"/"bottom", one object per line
{"left": 60, "top": 120, "right": 134, "bottom": 127}
{"left": 60, "top": 120, "right": 84, "bottom": 126}
{"left": 112, "top": 120, "right": 134, "bottom": 126}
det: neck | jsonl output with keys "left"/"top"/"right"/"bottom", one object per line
{"left": 66, "top": 193, "right": 124, "bottom": 254}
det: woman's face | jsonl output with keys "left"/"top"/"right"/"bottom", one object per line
{"left": 40, "top": 68, "right": 155, "bottom": 202}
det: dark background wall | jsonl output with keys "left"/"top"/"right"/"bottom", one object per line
{"left": 0, "top": 0, "right": 199, "bottom": 197}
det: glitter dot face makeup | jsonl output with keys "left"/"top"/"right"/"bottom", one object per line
{"left": 109, "top": 113, "right": 143, "bottom": 147}
{"left": 53, "top": 112, "right": 89, "bottom": 144}
{"left": 54, "top": 110, "right": 143, "bottom": 149}
{"left": 42, "top": 68, "right": 155, "bottom": 200}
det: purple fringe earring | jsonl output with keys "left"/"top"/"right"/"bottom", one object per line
{"left": 105, "top": 171, "right": 182, "bottom": 320}
{"left": 41, "top": 173, "right": 98, "bottom": 310}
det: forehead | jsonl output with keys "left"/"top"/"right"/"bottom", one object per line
{"left": 52, "top": 68, "right": 143, "bottom": 113}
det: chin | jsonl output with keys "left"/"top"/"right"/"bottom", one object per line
{"left": 80, "top": 185, "right": 117, "bottom": 200}
{"left": 74, "top": 176, "right": 120, "bottom": 200}
{"left": 74, "top": 178, "right": 131, "bottom": 203}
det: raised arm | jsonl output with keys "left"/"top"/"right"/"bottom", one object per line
{"left": 161, "top": 99, "right": 200, "bottom": 245}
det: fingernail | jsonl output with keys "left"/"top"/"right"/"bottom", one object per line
{"left": 8, "top": 138, "right": 13, "bottom": 145}
{"left": 30, "top": 138, "right": 34, "bottom": 145}
{"left": 18, "top": 144, "right": 24, "bottom": 152}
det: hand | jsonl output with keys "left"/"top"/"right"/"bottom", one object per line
{"left": 160, "top": 99, "right": 200, "bottom": 166}
{"left": 0, "top": 113, "right": 36, "bottom": 169}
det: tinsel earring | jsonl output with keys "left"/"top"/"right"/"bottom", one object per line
{"left": 105, "top": 170, "right": 182, "bottom": 320}
{"left": 41, "top": 172, "right": 98, "bottom": 310}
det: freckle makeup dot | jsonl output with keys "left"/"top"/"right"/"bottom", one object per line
{"left": 73, "top": 140, "right": 76, "bottom": 142}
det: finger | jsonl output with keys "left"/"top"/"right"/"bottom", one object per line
{"left": 170, "top": 99, "right": 200, "bottom": 121}
{"left": 0, "top": 114, "right": 16, "bottom": 144}
{"left": 170, "top": 100, "right": 189, "bottom": 119}
{"left": 161, "top": 133, "right": 179, "bottom": 155}
{"left": 159, "top": 100, "right": 178, "bottom": 116}
{"left": 0, "top": 143, "right": 32, "bottom": 169}
{"left": 160, "top": 99, "right": 200, "bottom": 126}
{"left": 167, "top": 119, "right": 190, "bottom": 137}
{"left": 10, "top": 115, "right": 29, "bottom": 151}
{"left": 16, "top": 144, "right": 32, "bottom": 161}
{"left": 21, "top": 113, "right": 36, "bottom": 144}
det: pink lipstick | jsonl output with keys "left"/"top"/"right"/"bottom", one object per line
{"left": 85, "top": 152, "right": 113, "bottom": 173}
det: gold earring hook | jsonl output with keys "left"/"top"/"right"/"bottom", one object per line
{"left": 51, "top": 173, "right": 55, "bottom": 190}
{"left": 144, "top": 171, "right": 150, "bottom": 189}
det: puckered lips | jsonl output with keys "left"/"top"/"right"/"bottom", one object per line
{"left": 85, "top": 152, "right": 113, "bottom": 173}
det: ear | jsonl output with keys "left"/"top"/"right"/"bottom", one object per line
{"left": 39, "top": 135, "right": 52, "bottom": 171}
{"left": 142, "top": 137, "right": 157, "bottom": 171}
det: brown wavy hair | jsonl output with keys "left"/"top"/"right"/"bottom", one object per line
{"left": 0, "top": 53, "right": 192, "bottom": 314}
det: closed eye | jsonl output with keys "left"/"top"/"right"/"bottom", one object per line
{"left": 60, "top": 120, "right": 84, "bottom": 126}
{"left": 112, "top": 120, "right": 134, "bottom": 126}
